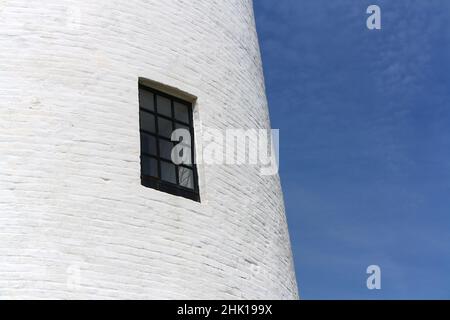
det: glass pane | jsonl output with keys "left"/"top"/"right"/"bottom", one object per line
{"left": 157, "top": 95, "right": 172, "bottom": 117}
{"left": 159, "top": 139, "right": 174, "bottom": 161}
{"left": 139, "top": 89, "right": 154, "bottom": 112}
{"left": 141, "top": 133, "right": 157, "bottom": 156}
{"left": 174, "top": 102, "right": 190, "bottom": 123}
{"left": 140, "top": 112, "right": 156, "bottom": 133}
{"left": 158, "top": 117, "right": 173, "bottom": 138}
{"left": 178, "top": 167, "right": 194, "bottom": 189}
{"left": 141, "top": 156, "right": 158, "bottom": 178}
{"left": 161, "top": 161, "right": 176, "bottom": 184}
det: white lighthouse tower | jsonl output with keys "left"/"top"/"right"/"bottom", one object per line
{"left": 0, "top": 0, "right": 298, "bottom": 299}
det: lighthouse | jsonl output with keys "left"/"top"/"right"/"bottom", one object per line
{"left": 0, "top": 0, "right": 298, "bottom": 299}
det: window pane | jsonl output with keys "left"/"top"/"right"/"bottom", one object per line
{"left": 140, "top": 112, "right": 156, "bottom": 133}
{"left": 141, "top": 133, "right": 157, "bottom": 156}
{"left": 157, "top": 95, "right": 172, "bottom": 117}
{"left": 174, "top": 102, "right": 190, "bottom": 123}
{"left": 161, "top": 161, "right": 176, "bottom": 184}
{"left": 178, "top": 167, "right": 194, "bottom": 189}
{"left": 158, "top": 117, "right": 173, "bottom": 138}
{"left": 139, "top": 85, "right": 199, "bottom": 201}
{"left": 159, "top": 139, "right": 174, "bottom": 161}
{"left": 139, "top": 89, "right": 154, "bottom": 112}
{"left": 142, "top": 156, "right": 158, "bottom": 178}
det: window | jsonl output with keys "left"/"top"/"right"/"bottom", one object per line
{"left": 139, "top": 84, "right": 200, "bottom": 202}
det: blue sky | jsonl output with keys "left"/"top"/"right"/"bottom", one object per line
{"left": 254, "top": 0, "right": 450, "bottom": 299}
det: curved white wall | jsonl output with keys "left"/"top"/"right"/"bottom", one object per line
{"left": 0, "top": 0, "right": 298, "bottom": 299}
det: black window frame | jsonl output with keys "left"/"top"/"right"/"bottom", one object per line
{"left": 139, "top": 84, "right": 200, "bottom": 202}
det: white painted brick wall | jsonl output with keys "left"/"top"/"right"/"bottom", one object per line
{"left": 0, "top": 0, "right": 298, "bottom": 299}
